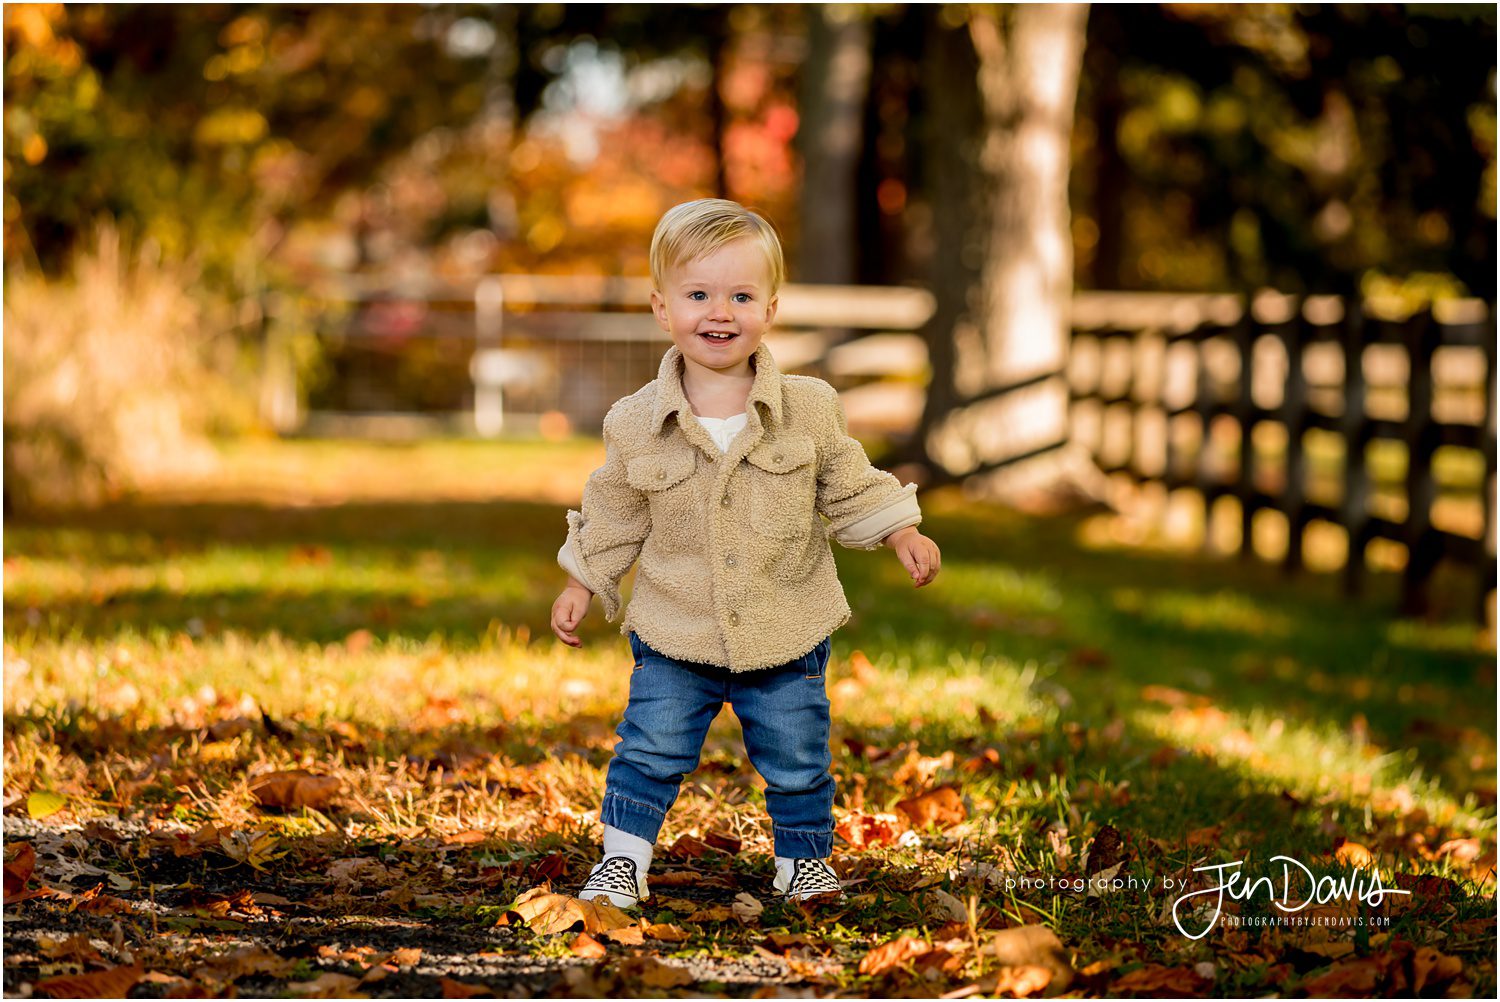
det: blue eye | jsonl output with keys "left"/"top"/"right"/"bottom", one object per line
{"left": 688, "top": 291, "right": 706, "bottom": 301}
{"left": 734, "top": 293, "right": 752, "bottom": 303}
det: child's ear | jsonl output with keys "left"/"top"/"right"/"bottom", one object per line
{"left": 649, "top": 289, "right": 670, "bottom": 332}
{"left": 765, "top": 294, "right": 779, "bottom": 326}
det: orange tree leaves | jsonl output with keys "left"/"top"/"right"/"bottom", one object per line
{"left": 250, "top": 769, "right": 341, "bottom": 809}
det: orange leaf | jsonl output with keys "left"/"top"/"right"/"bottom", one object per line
{"left": 859, "top": 936, "right": 931, "bottom": 976}
{"left": 836, "top": 811, "right": 909, "bottom": 849}
{"left": 1297, "top": 958, "right": 1382, "bottom": 997}
{"left": 896, "top": 786, "right": 967, "bottom": 829}
{"left": 34, "top": 963, "right": 144, "bottom": 998}
{"left": 987, "top": 925, "right": 1076, "bottom": 994}
{"left": 1110, "top": 963, "right": 1211, "bottom": 996}
{"left": 1333, "top": 839, "right": 1374, "bottom": 868}
{"left": 4, "top": 842, "right": 36, "bottom": 898}
{"left": 511, "top": 886, "right": 634, "bottom": 935}
{"left": 439, "top": 978, "right": 494, "bottom": 998}
{"left": 250, "top": 770, "right": 341, "bottom": 809}
{"left": 570, "top": 932, "right": 607, "bottom": 958}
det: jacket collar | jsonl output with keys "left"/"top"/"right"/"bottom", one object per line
{"left": 650, "top": 342, "right": 784, "bottom": 433}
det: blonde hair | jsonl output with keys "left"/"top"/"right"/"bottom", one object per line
{"left": 649, "top": 198, "right": 785, "bottom": 295}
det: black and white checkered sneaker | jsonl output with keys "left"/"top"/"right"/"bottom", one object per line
{"left": 773, "top": 858, "right": 844, "bottom": 901}
{"left": 578, "top": 855, "right": 648, "bottom": 909}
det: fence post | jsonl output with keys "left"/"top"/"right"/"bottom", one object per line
{"left": 1400, "top": 307, "right": 1440, "bottom": 615}
{"left": 473, "top": 276, "right": 505, "bottom": 438}
{"left": 1340, "top": 299, "right": 1371, "bottom": 596}
{"left": 1480, "top": 304, "right": 1497, "bottom": 623}
{"left": 1281, "top": 299, "right": 1309, "bottom": 574}
{"left": 1233, "top": 306, "right": 1256, "bottom": 559}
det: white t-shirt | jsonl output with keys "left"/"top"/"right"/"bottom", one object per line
{"left": 696, "top": 412, "right": 748, "bottom": 453}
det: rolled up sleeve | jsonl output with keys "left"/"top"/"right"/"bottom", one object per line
{"left": 815, "top": 387, "right": 922, "bottom": 550}
{"left": 559, "top": 410, "right": 649, "bottom": 621}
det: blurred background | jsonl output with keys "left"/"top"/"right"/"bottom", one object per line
{"left": 4, "top": 2, "right": 1495, "bottom": 620}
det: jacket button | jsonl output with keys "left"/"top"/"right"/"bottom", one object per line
{"left": 656, "top": 471, "right": 666, "bottom": 480}
{"left": 725, "top": 555, "right": 737, "bottom": 568}
{"left": 773, "top": 453, "right": 784, "bottom": 464}
{"left": 728, "top": 611, "right": 740, "bottom": 626}
{"left": 720, "top": 493, "right": 731, "bottom": 507}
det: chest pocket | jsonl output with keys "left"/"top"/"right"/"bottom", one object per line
{"left": 626, "top": 452, "right": 700, "bottom": 533}
{"left": 745, "top": 434, "right": 817, "bottom": 538}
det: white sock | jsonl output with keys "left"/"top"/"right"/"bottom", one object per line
{"left": 775, "top": 855, "right": 796, "bottom": 887}
{"left": 602, "top": 825, "right": 654, "bottom": 876}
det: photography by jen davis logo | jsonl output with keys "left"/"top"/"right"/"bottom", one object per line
{"left": 1170, "top": 855, "right": 1410, "bottom": 940}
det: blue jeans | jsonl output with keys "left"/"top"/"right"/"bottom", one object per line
{"left": 600, "top": 631, "right": 835, "bottom": 859}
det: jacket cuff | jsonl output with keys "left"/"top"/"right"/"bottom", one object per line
{"left": 562, "top": 510, "right": 623, "bottom": 621}
{"left": 829, "top": 485, "right": 922, "bottom": 550}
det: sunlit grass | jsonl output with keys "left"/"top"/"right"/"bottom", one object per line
{"left": 4, "top": 438, "right": 1495, "bottom": 995}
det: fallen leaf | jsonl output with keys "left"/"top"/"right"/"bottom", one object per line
{"left": 511, "top": 886, "right": 634, "bottom": 935}
{"left": 34, "top": 963, "right": 144, "bottom": 998}
{"left": 836, "top": 811, "right": 909, "bottom": 849}
{"left": 440, "top": 977, "right": 494, "bottom": 998}
{"left": 616, "top": 956, "right": 696, "bottom": 988}
{"left": 896, "top": 786, "right": 966, "bottom": 829}
{"left": 644, "top": 922, "right": 690, "bottom": 942}
{"left": 703, "top": 830, "right": 742, "bottom": 854}
{"left": 1297, "top": 958, "right": 1382, "bottom": 997}
{"left": 250, "top": 770, "right": 341, "bottom": 809}
{"left": 4, "top": 842, "right": 37, "bottom": 898}
{"left": 570, "top": 932, "right": 607, "bottom": 958}
{"left": 600, "top": 925, "right": 645, "bottom": 945}
{"left": 1333, "top": 838, "right": 1374, "bottom": 868}
{"left": 732, "top": 892, "right": 765, "bottom": 923}
{"left": 986, "top": 925, "right": 1075, "bottom": 994}
{"left": 288, "top": 971, "right": 365, "bottom": 997}
{"left": 1410, "top": 945, "right": 1464, "bottom": 993}
{"left": 859, "top": 936, "right": 932, "bottom": 976}
{"left": 667, "top": 834, "right": 716, "bottom": 859}
{"left": 1110, "top": 963, "right": 1211, "bottom": 997}
{"left": 27, "top": 790, "right": 67, "bottom": 820}
{"left": 928, "top": 887, "right": 970, "bottom": 924}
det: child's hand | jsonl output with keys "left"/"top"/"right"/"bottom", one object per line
{"left": 884, "top": 527, "right": 941, "bottom": 587}
{"left": 551, "top": 580, "right": 594, "bottom": 647}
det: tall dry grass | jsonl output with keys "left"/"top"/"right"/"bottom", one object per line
{"left": 4, "top": 227, "right": 240, "bottom": 511}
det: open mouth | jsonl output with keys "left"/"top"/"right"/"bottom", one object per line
{"left": 697, "top": 331, "right": 738, "bottom": 344}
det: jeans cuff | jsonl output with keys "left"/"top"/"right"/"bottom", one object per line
{"left": 773, "top": 824, "right": 834, "bottom": 859}
{"left": 600, "top": 793, "right": 666, "bottom": 844}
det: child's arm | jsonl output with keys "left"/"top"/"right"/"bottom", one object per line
{"left": 813, "top": 385, "right": 941, "bottom": 586}
{"left": 550, "top": 409, "right": 650, "bottom": 646}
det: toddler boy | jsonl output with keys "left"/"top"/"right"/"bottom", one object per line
{"left": 550, "top": 198, "right": 941, "bottom": 906}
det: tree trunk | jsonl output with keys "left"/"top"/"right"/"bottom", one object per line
{"left": 916, "top": 3, "right": 1107, "bottom": 509}
{"left": 794, "top": 4, "right": 872, "bottom": 284}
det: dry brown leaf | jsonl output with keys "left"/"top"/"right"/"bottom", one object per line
{"left": 1410, "top": 945, "right": 1464, "bottom": 993}
{"left": 250, "top": 770, "right": 341, "bottom": 809}
{"left": 1435, "top": 837, "right": 1481, "bottom": 862}
{"left": 992, "top": 964, "right": 1055, "bottom": 998}
{"left": 684, "top": 904, "right": 735, "bottom": 923}
{"left": 440, "top": 977, "right": 495, "bottom": 998}
{"left": 288, "top": 971, "right": 366, "bottom": 997}
{"left": 1298, "top": 958, "right": 1383, "bottom": 997}
{"left": 667, "top": 834, "right": 716, "bottom": 859}
{"left": 193, "top": 945, "right": 297, "bottom": 985}
{"left": 987, "top": 925, "right": 1075, "bottom": 994}
{"left": 645, "top": 922, "right": 690, "bottom": 942}
{"left": 896, "top": 786, "right": 967, "bottom": 829}
{"left": 1110, "top": 963, "right": 1211, "bottom": 997}
{"left": 570, "top": 932, "right": 607, "bottom": 958}
{"left": 732, "top": 892, "right": 765, "bottom": 923}
{"left": 703, "top": 830, "right": 742, "bottom": 854}
{"left": 648, "top": 869, "right": 733, "bottom": 888}
{"left": 511, "top": 886, "right": 634, "bottom": 935}
{"left": 34, "top": 963, "right": 144, "bottom": 999}
{"left": 617, "top": 956, "right": 696, "bottom": 988}
{"left": 859, "top": 935, "right": 932, "bottom": 976}
{"left": 600, "top": 925, "right": 646, "bottom": 945}
{"left": 4, "top": 842, "right": 36, "bottom": 899}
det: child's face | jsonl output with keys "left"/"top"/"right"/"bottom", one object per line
{"left": 650, "top": 237, "right": 778, "bottom": 377}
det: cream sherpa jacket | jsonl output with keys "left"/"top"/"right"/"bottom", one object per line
{"left": 559, "top": 343, "right": 922, "bottom": 672}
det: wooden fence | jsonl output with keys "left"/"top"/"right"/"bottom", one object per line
{"left": 274, "top": 280, "right": 1495, "bottom": 619}
{"left": 1067, "top": 293, "right": 1496, "bottom": 618}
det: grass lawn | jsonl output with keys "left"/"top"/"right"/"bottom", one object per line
{"left": 4, "top": 437, "right": 1495, "bottom": 998}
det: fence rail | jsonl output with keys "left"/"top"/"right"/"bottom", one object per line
{"left": 1067, "top": 293, "right": 1495, "bottom": 618}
